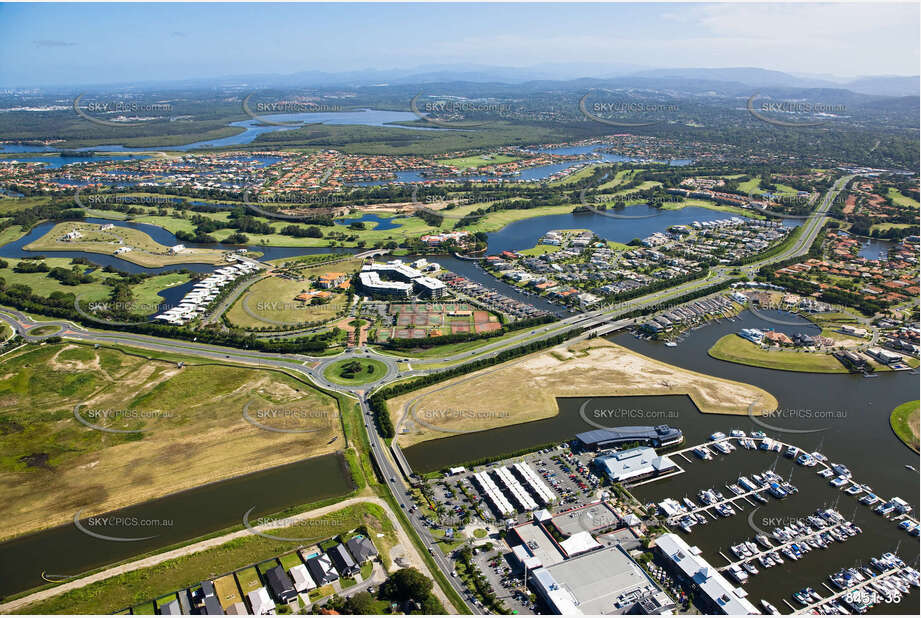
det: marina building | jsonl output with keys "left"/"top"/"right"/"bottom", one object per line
{"left": 593, "top": 447, "right": 679, "bottom": 484}
{"left": 655, "top": 533, "right": 758, "bottom": 615}
{"left": 575, "top": 425, "right": 683, "bottom": 450}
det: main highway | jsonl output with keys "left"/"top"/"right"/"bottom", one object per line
{"left": 0, "top": 174, "right": 851, "bottom": 612}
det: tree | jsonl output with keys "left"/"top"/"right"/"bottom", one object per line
{"left": 379, "top": 568, "right": 433, "bottom": 603}
{"left": 343, "top": 591, "right": 376, "bottom": 614}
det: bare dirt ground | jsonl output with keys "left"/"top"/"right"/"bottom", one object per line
{"left": 390, "top": 339, "right": 778, "bottom": 448}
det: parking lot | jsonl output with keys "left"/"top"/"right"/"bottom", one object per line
{"left": 412, "top": 444, "right": 607, "bottom": 530}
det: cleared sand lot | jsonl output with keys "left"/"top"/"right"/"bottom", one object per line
{"left": 0, "top": 343, "right": 340, "bottom": 541}
{"left": 389, "top": 339, "right": 778, "bottom": 448}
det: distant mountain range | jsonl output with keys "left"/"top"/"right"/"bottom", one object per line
{"left": 215, "top": 64, "right": 921, "bottom": 98}
{"left": 34, "top": 64, "right": 919, "bottom": 98}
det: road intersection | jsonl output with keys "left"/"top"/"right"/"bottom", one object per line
{"left": 0, "top": 175, "right": 851, "bottom": 613}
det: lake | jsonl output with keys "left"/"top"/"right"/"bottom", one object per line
{"left": 0, "top": 109, "right": 444, "bottom": 153}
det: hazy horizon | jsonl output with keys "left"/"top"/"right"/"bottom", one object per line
{"left": 1, "top": 2, "right": 918, "bottom": 88}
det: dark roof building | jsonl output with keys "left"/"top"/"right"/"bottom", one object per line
{"left": 307, "top": 553, "right": 339, "bottom": 585}
{"left": 346, "top": 536, "right": 378, "bottom": 563}
{"left": 328, "top": 544, "right": 359, "bottom": 576}
{"left": 576, "top": 425, "right": 683, "bottom": 450}
{"left": 266, "top": 565, "right": 298, "bottom": 603}
{"left": 158, "top": 599, "right": 181, "bottom": 615}
{"left": 203, "top": 596, "right": 224, "bottom": 616}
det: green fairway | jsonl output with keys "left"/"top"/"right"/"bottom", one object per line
{"left": 890, "top": 400, "right": 920, "bottom": 452}
{"left": 323, "top": 358, "right": 388, "bottom": 385}
{"left": 887, "top": 187, "right": 919, "bottom": 208}
{"left": 518, "top": 244, "right": 562, "bottom": 256}
{"left": 438, "top": 154, "right": 520, "bottom": 169}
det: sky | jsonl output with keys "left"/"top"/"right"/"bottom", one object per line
{"left": 1, "top": 2, "right": 918, "bottom": 87}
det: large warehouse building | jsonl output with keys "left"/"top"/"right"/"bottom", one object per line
{"left": 529, "top": 545, "right": 675, "bottom": 615}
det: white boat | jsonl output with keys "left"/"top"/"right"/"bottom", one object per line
{"left": 760, "top": 600, "right": 780, "bottom": 615}
{"left": 664, "top": 341, "right": 677, "bottom": 347}
{"left": 728, "top": 565, "right": 748, "bottom": 583}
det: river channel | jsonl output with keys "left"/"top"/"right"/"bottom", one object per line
{"left": 0, "top": 453, "right": 353, "bottom": 599}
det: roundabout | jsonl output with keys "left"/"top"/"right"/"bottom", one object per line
{"left": 321, "top": 357, "right": 391, "bottom": 387}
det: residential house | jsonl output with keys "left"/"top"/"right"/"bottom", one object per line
{"left": 290, "top": 564, "right": 317, "bottom": 592}
{"left": 328, "top": 544, "right": 359, "bottom": 576}
{"left": 306, "top": 554, "right": 339, "bottom": 585}
{"left": 346, "top": 536, "right": 379, "bottom": 564}
{"left": 266, "top": 565, "right": 298, "bottom": 603}
{"left": 248, "top": 587, "right": 276, "bottom": 615}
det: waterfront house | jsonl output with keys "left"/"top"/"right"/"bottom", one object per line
{"left": 306, "top": 553, "right": 339, "bottom": 585}
{"left": 266, "top": 565, "right": 297, "bottom": 603}
{"left": 290, "top": 564, "right": 317, "bottom": 592}
{"left": 346, "top": 536, "right": 379, "bottom": 564}
{"left": 248, "top": 587, "right": 275, "bottom": 615}
{"left": 328, "top": 543, "right": 359, "bottom": 576}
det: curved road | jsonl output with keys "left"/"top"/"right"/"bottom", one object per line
{"left": 0, "top": 175, "right": 852, "bottom": 612}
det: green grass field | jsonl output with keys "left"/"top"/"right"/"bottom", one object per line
{"left": 708, "top": 334, "right": 848, "bottom": 373}
{"left": 887, "top": 187, "right": 919, "bottom": 209}
{"left": 518, "top": 244, "right": 562, "bottom": 256}
{"left": 890, "top": 400, "right": 920, "bottom": 453}
{"left": 0, "top": 258, "right": 191, "bottom": 316}
{"left": 438, "top": 154, "right": 520, "bottom": 169}
{"left": 597, "top": 169, "right": 638, "bottom": 190}
{"left": 223, "top": 259, "right": 361, "bottom": 329}
{"left": 323, "top": 358, "right": 388, "bottom": 385}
